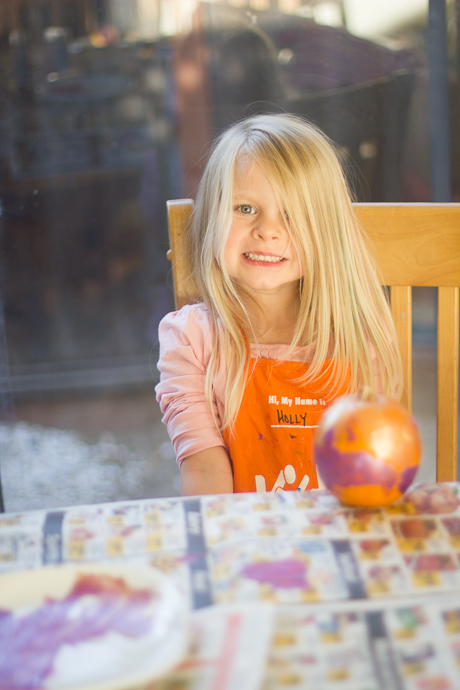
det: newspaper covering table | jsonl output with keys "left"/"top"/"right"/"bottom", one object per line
{"left": 1, "top": 483, "right": 460, "bottom": 689}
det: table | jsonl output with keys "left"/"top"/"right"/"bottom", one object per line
{"left": 2, "top": 483, "right": 460, "bottom": 689}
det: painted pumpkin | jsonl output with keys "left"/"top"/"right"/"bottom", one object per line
{"left": 314, "top": 391, "right": 421, "bottom": 507}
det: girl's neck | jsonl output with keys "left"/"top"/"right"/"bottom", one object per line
{"left": 241, "top": 293, "right": 299, "bottom": 345}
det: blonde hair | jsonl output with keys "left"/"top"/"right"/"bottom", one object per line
{"left": 187, "top": 113, "right": 402, "bottom": 430}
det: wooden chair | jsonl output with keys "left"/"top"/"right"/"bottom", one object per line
{"left": 167, "top": 200, "right": 460, "bottom": 481}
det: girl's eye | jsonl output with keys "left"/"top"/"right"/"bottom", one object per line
{"left": 237, "top": 204, "right": 256, "bottom": 215}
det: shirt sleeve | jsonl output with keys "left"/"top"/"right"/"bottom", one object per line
{"left": 155, "top": 304, "right": 227, "bottom": 465}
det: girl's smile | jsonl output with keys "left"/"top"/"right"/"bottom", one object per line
{"left": 242, "top": 251, "right": 287, "bottom": 264}
{"left": 224, "top": 160, "right": 302, "bottom": 297}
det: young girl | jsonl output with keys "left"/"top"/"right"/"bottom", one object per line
{"left": 156, "top": 113, "right": 402, "bottom": 496}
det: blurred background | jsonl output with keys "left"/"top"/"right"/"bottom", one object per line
{"left": 0, "top": 0, "right": 458, "bottom": 511}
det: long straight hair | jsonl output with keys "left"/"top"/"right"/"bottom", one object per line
{"left": 187, "top": 113, "right": 402, "bottom": 431}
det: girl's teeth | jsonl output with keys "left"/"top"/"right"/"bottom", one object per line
{"left": 244, "top": 253, "right": 284, "bottom": 262}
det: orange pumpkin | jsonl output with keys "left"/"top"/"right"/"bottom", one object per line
{"left": 314, "top": 391, "right": 421, "bottom": 507}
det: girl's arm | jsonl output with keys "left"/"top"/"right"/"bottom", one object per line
{"left": 180, "top": 447, "right": 234, "bottom": 495}
{"left": 156, "top": 305, "right": 230, "bottom": 493}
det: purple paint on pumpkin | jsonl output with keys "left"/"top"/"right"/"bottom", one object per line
{"left": 241, "top": 559, "right": 308, "bottom": 589}
{"left": 398, "top": 465, "right": 418, "bottom": 493}
{"left": 345, "top": 421, "right": 359, "bottom": 444}
{"left": 316, "top": 428, "right": 398, "bottom": 491}
{"left": 259, "top": 433, "right": 263, "bottom": 440}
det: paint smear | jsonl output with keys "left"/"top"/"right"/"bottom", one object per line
{"left": 0, "top": 573, "right": 155, "bottom": 689}
{"left": 241, "top": 559, "right": 308, "bottom": 589}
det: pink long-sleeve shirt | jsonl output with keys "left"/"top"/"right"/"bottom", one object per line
{"left": 155, "top": 303, "right": 327, "bottom": 465}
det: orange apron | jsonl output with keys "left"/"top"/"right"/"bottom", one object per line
{"left": 223, "top": 358, "right": 349, "bottom": 493}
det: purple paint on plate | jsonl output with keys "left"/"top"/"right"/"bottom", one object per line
{"left": 0, "top": 574, "right": 155, "bottom": 690}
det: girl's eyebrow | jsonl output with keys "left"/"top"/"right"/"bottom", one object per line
{"left": 233, "top": 197, "right": 256, "bottom": 205}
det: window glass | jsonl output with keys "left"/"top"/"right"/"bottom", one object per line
{"left": 0, "top": 0, "right": 453, "bottom": 510}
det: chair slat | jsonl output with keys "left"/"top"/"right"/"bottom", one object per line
{"left": 390, "top": 286, "right": 412, "bottom": 413}
{"left": 355, "top": 204, "right": 460, "bottom": 287}
{"left": 437, "top": 286, "right": 459, "bottom": 481}
{"left": 166, "top": 200, "right": 197, "bottom": 309}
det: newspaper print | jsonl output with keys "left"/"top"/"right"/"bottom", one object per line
{"left": 62, "top": 498, "right": 187, "bottom": 561}
{"left": 262, "top": 596, "right": 460, "bottom": 689}
{"left": 150, "top": 604, "right": 273, "bottom": 690}
{"left": 1, "top": 483, "right": 460, "bottom": 604}
{"left": 2, "top": 484, "right": 460, "bottom": 689}
{"left": 209, "top": 539, "right": 351, "bottom": 604}
{"left": 0, "top": 510, "right": 45, "bottom": 570}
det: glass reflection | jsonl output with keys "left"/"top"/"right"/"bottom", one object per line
{"left": 0, "top": 0, "right": 453, "bottom": 508}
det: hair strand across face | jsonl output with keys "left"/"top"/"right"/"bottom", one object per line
{"left": 187, "top": 113, "right": 402, "bottom": 431}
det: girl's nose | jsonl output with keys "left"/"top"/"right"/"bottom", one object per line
{"left": 251, "top": 219, "right": 281, "bottom": 241}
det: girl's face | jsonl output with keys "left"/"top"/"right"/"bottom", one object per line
{"left": 224, "top": 159, "right": 302, "bottom": 299}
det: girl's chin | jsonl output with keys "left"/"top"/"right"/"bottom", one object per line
{"left": 237, "top": 280, "right": 300, "bottom": 295}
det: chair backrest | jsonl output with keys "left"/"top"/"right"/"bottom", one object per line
{"left": 167, "top": 200, "right": 460, "bottom": 481}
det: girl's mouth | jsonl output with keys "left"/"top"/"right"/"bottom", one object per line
{"left": 243, "top": 252, "right": 286, "bottom": 263}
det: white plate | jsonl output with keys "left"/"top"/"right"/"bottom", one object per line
{"left": 0, "top": 562, "right": 190, "bottom": 690}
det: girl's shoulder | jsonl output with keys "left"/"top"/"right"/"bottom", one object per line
{"left": 158, "top": 302, "right": 215, "bottom": 349}
{"left": 159, "top": 301, "right": 211, "bottom": 328}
